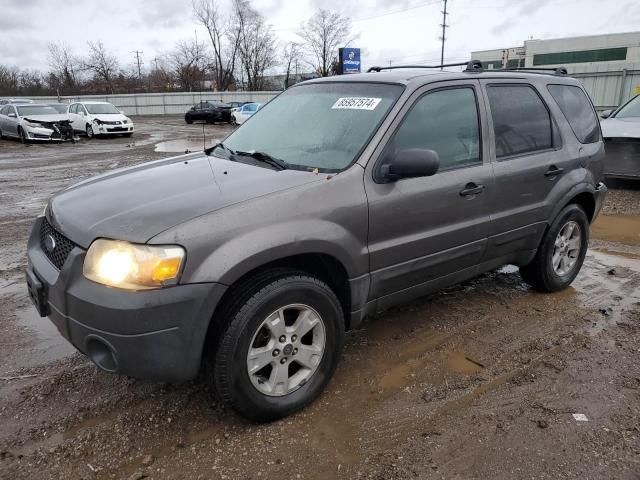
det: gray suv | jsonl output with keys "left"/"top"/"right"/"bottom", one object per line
{"left": 26, "top": 62, "right": 607, "bottom": 421}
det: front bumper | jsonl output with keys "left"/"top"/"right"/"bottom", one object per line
{"left": 603, "top": 138, "right": 640, "bottom": 179}
{"left": 25, "top": 125, "right": 75, "bottom": 142}
{"left": 25, "top": 216, "right": 226, "bottom": 382}
{"left": 94, "top": 123, "right": 134, "bottom": 135}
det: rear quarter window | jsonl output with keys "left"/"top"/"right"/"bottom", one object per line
{"left": 547, "top": 84, "right": 600, "bottom": 144}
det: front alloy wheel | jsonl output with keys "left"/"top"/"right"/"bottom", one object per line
{"left": 210, "top": 271, "right": 344, "bottom": 422}
{"left": 247, "top": 304, "right": 326, "bottom": 396}
{"left": 86, "top": 124, "right": 94, "bottom": 138}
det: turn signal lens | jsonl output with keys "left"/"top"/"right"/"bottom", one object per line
{"left": 83, "top": 239, "right": 185, "bottom": 290}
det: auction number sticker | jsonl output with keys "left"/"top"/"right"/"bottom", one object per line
{"left": 332, "top": 97, "right": 382, "bottom": 110}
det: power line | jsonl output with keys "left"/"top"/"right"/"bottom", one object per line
{"left": 439, "top": 0, "right": 449, "bottom": 70}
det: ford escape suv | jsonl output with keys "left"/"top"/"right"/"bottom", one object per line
{"left": 26, "top": 61, "right": 607, "bottom": 421}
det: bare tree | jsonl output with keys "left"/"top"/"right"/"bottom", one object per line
{"left": 193, "top": 0, "right": 240, "bottom": 91}
{"left": 234, "top": 0, "right": 277, "bottom": 90}
{"left": 83, "top": 41, "right": 120, "bottom": 93}
{"left": 298, "top": 9, "right": 351, "bottom": 77}
{"left": 47, "top": 42, "right": 79, "bottom": 91}
{"left": 167, "top": 38, "right": 207, "bottom": 91}
{"left": 282, "top": 41, "right": 301, "bottom": 89}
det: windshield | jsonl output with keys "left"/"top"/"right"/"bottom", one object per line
{"left": 615, "top": 95, "right": 640, "bottom": 118}
{"left": 219, "top": 83, "right": 403, "bottom": 171}
{"left": 85, "top": 103, "right": 120, "bottom": 114}
{"left": 48, "top": 104, "right": 68, "bottom": 113}
{"left": 17, "top": 105, "right": 60, "bottom": 116}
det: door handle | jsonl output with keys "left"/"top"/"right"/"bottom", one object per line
{"left": 544, "top": 165, "right": 564, "bottom": 177}
{"left": 459, "top": 183, "right": 485, "bottom": 197}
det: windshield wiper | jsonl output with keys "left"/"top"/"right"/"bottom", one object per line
{"left": 206, "top": 142, "right": 236, "bottom": 157}
{"left": 233, "top": 150, "right": 287, "bottom": 170}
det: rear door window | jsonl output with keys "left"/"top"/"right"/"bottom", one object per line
{"left": 486, "top": 85, "right": 553, "bottom": 158}
{"left": 547, "top": 84, "right": 600, "bottom": 143}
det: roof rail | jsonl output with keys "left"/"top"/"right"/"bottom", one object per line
{"left": 366, "top": 60, "right": 568, "bottom": 76}
{"left": 367, "top": 60, "right": 477, "bottom": 73}
{"left": 500, "top": 66, "right": 568, "bottom": 76}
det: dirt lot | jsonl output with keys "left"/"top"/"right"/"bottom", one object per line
{"left": 1, "top": 117, "right": 639, "bottom": 480}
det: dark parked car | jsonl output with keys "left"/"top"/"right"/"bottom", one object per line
{"left": 26, "top": 62, "right": 606, "bottom": 422}
{"left": 185, "top": 101, "right": 232, "bottom": 124}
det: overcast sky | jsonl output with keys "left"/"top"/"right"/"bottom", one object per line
{"left": 1, "top": 0, "right": 638, "bottom": 75}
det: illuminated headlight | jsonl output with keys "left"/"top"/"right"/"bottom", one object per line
{"left": 83, "top": 239, "right": 185, "bottom": 290}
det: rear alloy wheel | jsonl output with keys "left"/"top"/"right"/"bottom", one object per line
{"left": 86, "top": 124, "right": 94, "bottom": 138}
{"left": 520, "top": 204, "right": 589, "bottom": 292}
{"left": 211, "top": 272, "right": 344, "bottom": 422}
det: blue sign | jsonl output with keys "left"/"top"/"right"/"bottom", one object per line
{"left": 341, "top": 48, "right": 361, "bottom": 74}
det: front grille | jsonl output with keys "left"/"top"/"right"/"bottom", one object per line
{"left": 39, "top": 218, "right": 77, "bottom": 270}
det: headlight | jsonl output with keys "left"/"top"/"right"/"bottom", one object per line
{"left": 83, "top": 239, "right": 185, "bottom": 290}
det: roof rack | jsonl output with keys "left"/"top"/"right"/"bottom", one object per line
{"left": 367, "top": 59, "right": 568, "bottom": 76}
{"left": 367, "top": 60, "right": 477, "bottom": 73}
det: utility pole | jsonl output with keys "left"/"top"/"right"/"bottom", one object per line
{"left": 132, "top": 50, "right": 143, "bottom": 85}
{"left": 439, "top": 0, "right": 449, "bottom": 70}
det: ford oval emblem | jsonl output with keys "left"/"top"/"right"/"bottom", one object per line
{"left": 44, "top": 234, "right": 56, "bottom": 252}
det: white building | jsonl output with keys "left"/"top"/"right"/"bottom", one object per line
{"left": 472, "top": 32, "right": 640, "bottom": 108}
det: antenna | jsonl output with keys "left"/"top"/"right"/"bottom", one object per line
{"left": 439, "top": 0, "right": 449, "bottom": 71}
{"left": 192, "top": 29, "right": 206, "bottom": 152}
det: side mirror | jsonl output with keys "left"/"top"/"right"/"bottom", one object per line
{"left": 600, "top": 109, "right": 613, "bottom": 119}
{"left": 380, "top": 149, "right": 440, "bottom": 182}
{"left": 8, "top": 113, "right": 16, "bottom": 118}
{"left": 119, "top": 110, "right": 125, "bottom": 115}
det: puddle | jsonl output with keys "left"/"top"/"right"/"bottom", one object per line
{"left": 574, "top": 251, "right": 640, "bottom": 335}
{"left": 445, "top": 352, "right": 484, "bottom": 374}
{"left": 15, "top": 306, "right": 76, "bottom": 367}
{"left": 591, "top": 214, "right": 640, "bottom": 246}
{"left": 154, "top": 139, "right": 216, "bottom": 153}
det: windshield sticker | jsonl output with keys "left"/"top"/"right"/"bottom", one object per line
{"left": 332, "top": 97, "right": 382, "bottom": 110}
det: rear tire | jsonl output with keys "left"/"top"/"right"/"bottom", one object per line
{"left": 520, "top": 204, "right": 589, "bottom": 292}
{"left": 210, "top": 270, "right": 344, "bottom": 422}
{"left": 185, "top": 116, "right": 193, "bottom": 125}
{"left": 0, "top": 127, "right": 4, "bottom": 139}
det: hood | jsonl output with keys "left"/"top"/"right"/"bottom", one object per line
{"left": 92, "top": 113, "right": 129, "bottom": 122}
{"left": 23, "top": 114, "right": 70, "bottom": 123}
{"left": 48, "top": 153, "right": 322, "bottom": 248}
{"left": 601, "top": 117, "right": 640, "bottom": 138}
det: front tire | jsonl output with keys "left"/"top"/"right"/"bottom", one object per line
{"left": 18, "top": 127, "right": 27, "bottom": 144}
{"left": 86, "top": 124, "right": 94, "bottom": 138}
{"left": 211, "top": 271, "right": 344, "bottom": 422}
{"left": 520, "top": 204, "right": 589, "bottom": 292}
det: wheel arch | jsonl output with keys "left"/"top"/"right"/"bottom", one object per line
{"left": 200, "top": 252, "right": 353, "bottom": 370}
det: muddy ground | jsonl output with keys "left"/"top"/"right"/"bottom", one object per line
{"left": 0, "top": 117, "right": 639, "bottom": 480}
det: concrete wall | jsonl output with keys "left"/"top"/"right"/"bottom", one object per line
{"left": 27, "top": 91, "right": 281, "bottom": 116}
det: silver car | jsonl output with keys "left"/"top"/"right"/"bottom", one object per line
{"left": 0, "top": 97, "right": 34, "bottom": 105}
{"left": 0, "top": 104, "right": 75, "bottom": 142}
{"left": 601, "top": 94, "right": 640, "bottom": 179}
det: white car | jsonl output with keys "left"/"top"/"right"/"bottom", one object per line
{"left": 600, "top": 94, "right": 640, "bottom": 180}
{"left": 67, "top": 101, "right": 134, "bottom": 138}
{"left": 231, "top": 103, "right": 262, "bottom": 125}
{"left": 0, "top": 104, "right": 75, "bottom": 142}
